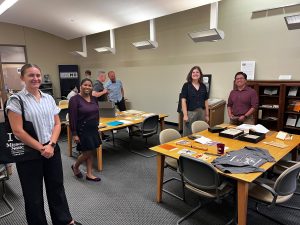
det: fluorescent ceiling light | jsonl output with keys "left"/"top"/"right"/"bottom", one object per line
{"left": 0, "top": 0, "right": 18, "bottom": 15}
{"left": 188, "top": 28, "right": 224, "bottom": 42}
{"left": 94, "top": 29, "right": 116, "bottom": 54}
{"left": 132, "top": 19, "right": 158, "bottom": 50}
{"left": 284, "top": 14, "right": 300, "bottom": 30}
{"left": 188, "top": 2, "right": 224, "bottom": 43}
{"left": 94, "top": 47, "right": 116, "bottom": 54}
{"left": 71, "top": 36, "right": 87, "bottom": 57}
{"left": 132, "top": 40, "right": 158, "bottom": 50}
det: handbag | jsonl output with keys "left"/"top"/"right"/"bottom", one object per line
{"left": 0, "top": 95, "right": 41, "bottom": 163}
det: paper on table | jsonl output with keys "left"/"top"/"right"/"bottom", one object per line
{"left": 141, "top": 113, "right": 156, "bottom": 118}
{"left": 195, "top": 136, "right": 213, "bottom": 145}
{"left": 125, "top": 110, "right": 144, "bottom": 114}
{"left": 118, "top": 120, "right": 133, "bottom": 125}
{"left": 253, "top": 124, "right": 269, "bottom": 134}
{"left": 236, "top": 124, "right": 269, "bottom": 134}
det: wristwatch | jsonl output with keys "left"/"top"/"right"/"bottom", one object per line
{"left": 49, "top": 142, "right": 56, "bottom": 148}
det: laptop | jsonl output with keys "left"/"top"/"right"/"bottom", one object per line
{"left": 99, "top": 101, "right": 116, "bottom": 118}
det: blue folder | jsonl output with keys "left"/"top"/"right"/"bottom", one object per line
{"left": 107, "top": 121, "right": 124, "bottom": 126}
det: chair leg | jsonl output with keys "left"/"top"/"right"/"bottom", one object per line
{"left": 277, "top": 203, "right": 300, "bottom": 210}
{"left": 251, "top": 202, "right": 286, "bottom": 225}
{"left": 129, "top": 136, "right": 156, "bottom": 158}
{"left": 0, "top": 181, "right": 14, "bottom": 218}
{"left": 162, "top": 177, "right": 184, "bottom": 201}
{"left": 130, "top": 149, "right": 156, "bottom": 158}
{"left": 176, "top": 202, "right": 202, "bottom": 225}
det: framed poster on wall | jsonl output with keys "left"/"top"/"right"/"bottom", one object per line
{"left": 202, "top": 74, "right": 212, "bottom": 98}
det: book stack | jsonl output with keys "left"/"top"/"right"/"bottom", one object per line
{"left": 288, "top": 87, "right": 298, "bottom": 97}
{"left": 263, "top": 87, "right": 278, "bottom": 95}
{"left": 286, "top": 115, "right": 300, "bottom": 127}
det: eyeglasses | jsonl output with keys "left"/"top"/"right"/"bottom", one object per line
{"left": 235, "top": 77, "right": 245, "bottom": 80}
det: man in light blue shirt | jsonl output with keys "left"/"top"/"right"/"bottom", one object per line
{"left": 104, "top": 71, "right": 126, "bottom": 111}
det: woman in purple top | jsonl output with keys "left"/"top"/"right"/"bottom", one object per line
{"left": 69, "top": 78, "right": 102, "bottom": 182}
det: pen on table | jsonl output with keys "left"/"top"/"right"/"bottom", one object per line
{"left": 191, "top": 145, "right": 208, "bottom": 151}
{"left": 204, "top": 152, "right": 221, "bottom": 156}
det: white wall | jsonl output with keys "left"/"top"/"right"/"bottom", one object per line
{"left": 74, "top": 0, "right": 300, "bottom": 123}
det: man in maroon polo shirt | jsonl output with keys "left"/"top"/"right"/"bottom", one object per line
{"left": 227, "top": 72, "right": 258, "bottom": 125}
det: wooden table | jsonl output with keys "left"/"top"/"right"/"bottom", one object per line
{"left": 149, "top": 129, "right": 300, "bottom": 225}
{"left": 66, "top": 110, "right": 168, "bottom": 171}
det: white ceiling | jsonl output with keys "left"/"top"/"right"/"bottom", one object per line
{"left": 0, "top": 0, "right": 219, "bottom": 40}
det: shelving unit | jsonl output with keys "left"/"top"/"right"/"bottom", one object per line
{"left": 247, "top": 80, "right": 300, "bottom": 134}
{"left": 283, "top": 84, "right": 300, "bottom": 134}
{"left": 40, "top": 82, "right": 53, "bottom": 96}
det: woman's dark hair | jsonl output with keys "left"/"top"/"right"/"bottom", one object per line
{"left": 186, "top": 66, "right": 203, "bottom": 83}
{"left": 20, "top": 64, "right": 41, "bottom": 76}
{"left": 234, "top": 71, "right": 247, "bottom": 80}
{"left": 80, "top": 78, "right": 93, "bottom": 86}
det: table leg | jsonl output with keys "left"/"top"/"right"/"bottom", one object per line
{"left": 160, "top": 118, "right": 165, "bottom": 131}
{"left": 237, "top": 181, "right": 249, "bottom": 225}
{"left": 156, "top": 153, "right": 165, "bottom": 203}
{"left": 67, "top": 124, "right": 72, "bottom": 157}
{"left": 97, "top": 145, "right": 103, "bottom": 171}
{"left": 291, "top": 145, "right": 299, "bottom": 161}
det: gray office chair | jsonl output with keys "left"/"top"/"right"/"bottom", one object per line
{"left": 248, "top": 161, "right": 300, "bottom": 225}
{"left": 129, "top": 115, "right": 159, "bottom": 158}
{"left": 159, "top": 129, "right": 184, "bottom": 201}
{"left": 191, "top": 120, "right": 209, "bottom": 134}
{"left": 273, "top": 160, "right": 300, "bottom": 194}
{"left": 177, "top": 155, "right": 234, "bottom": 225}
{"left": 0, "top": 164, "right": 14, "bottom": 218}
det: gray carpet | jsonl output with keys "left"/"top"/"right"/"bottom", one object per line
{"left": 0, "top": 126, "right": 300, "bottom": 225}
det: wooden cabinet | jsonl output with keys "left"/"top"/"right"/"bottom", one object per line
{"left": 247, "top": 80, "right": 300, "bottom": 134}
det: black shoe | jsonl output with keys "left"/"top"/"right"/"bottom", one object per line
{"left": 71, "top": 165, "right": 83, "bottom": 178}
{"left": 86, "top": 176, "right": 101, "bottom": 182}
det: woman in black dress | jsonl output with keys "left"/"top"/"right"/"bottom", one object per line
{"left": 69, "top": 78, "right": 101, "bottom": 181}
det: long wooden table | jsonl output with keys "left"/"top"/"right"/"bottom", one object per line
{"left": 149, "top": 129, "right": 300, "bottom": 225}
{"left": 65, "top": 110, "right": 168, "bottom": 171}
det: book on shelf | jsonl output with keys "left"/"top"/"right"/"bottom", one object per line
{"left": 263, "top": 87, "right": 278, "bottom": 95}
{"left": 296, "top": 118, "right": 300, "bottom": 128}
{"left": 288, "top": 87, "right": 298, "bottom": 97}
{"left": 286, "top": 115, "right": 297, "bottom": 126}
{"left": 287, "top": 100, "right": 300, "bottom": 112}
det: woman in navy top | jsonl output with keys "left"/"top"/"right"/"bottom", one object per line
{"left": 69, "top": 78, "right": 102, "bottom": 182}
{"left": 181, "top": 66, "right": 209, "bottom": 136}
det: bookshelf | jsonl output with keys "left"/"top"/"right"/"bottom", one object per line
{"left": 247, "top": 80, "right": 300, "bottom": 134}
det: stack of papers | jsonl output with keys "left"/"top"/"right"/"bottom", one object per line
{"left": 236, "top": 124, "right": 269, "bottom": 134}
{"left": 141, "top": 113, "right": 156, "bottom": 118}
{"left": 125, "top": 110, "right": 144, "bottom": 114}
{"left": 195, "top": 136, "right": 213, "bottom": 145}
